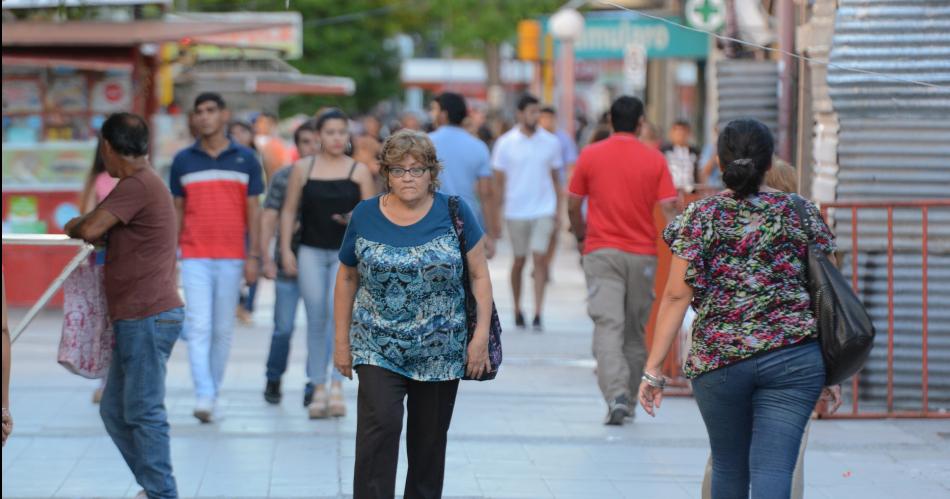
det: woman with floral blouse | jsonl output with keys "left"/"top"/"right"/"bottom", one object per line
{"left": 638, "top": 119, "right": 841, "bottom": 498}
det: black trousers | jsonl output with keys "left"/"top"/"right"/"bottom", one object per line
{"left": 353, "top": 365, "right": 460, "bottom": 499}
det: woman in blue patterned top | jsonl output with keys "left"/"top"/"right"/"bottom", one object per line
{"left": 334, "top": 130, "right": 494, "bottom": 499}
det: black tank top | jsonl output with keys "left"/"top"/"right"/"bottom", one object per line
{"left": 300, "top": 161, "right": 361, "bottom": 249}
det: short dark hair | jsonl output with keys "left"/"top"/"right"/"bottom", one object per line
{"left": 672, "top": 120, "right": 691, "bottom": 129}
{"left": 316, "top": 109, "right": 349, "bottom": 132}
{"left": 718, "top": 118, "right": 774, "bottom": 198}
{"left": 228, "top": 120, "right": 253, "bottom": 136}
{"left": 540, "top": 106, "right": 557, "bottom": 115}
{"left": 194, "top": 92, "right": 226, "bottom": 110}
{"left": 435, "top": 92, "right": 468, "bottom": 125}
{"left": 517, "top": 93, "right": 540, "bottom": 112}
{"left": 293, "top": 119, "right": 319, "bottom": 147}
{"left": 609, "top": 96, "right": 644, "bottom": 133}
{"left": 101, "top": 112, "right": 150, "bottom": 157}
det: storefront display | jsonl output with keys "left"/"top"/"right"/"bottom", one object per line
{"left": 2, "top": 79, "right": 42, "bottom": 113}
{"left": 2, "top": 66, "right": 126, "bottom": 307}
{"left": 2, "top": 67, "right": 131, "bottom": 160}
{"left": 2, "top": 141, "right": 97, "bottom": 188}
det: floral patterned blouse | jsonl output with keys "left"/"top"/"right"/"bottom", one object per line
{"left": 339, "top": 193, "right": 483, "bottom": 381}
{"left": 663, "top": 192, "right": 836, "bottom": 378}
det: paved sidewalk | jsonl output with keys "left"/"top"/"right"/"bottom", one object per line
{"left": 2, "top": 241, "right": 949, "bottom": 498}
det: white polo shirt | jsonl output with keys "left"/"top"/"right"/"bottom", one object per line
{"left": 491, "top": 127, "right": 563, "bottom": 220}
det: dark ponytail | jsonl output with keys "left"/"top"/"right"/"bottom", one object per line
{"left": 717, "top": 119, "right": 774, "bottom": 198}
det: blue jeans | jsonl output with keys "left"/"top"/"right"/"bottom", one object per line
{"left": 265, "top": 277, "right": 301, "bottom": 382}
{"left": 297, "top": 245, "right": 344, "bottom": 385}
{"left": 240, "top": 281, "right": 258, "bottom": 313}
{"left": 692, "top": 340, "right": 825, "bottom": 499}
{"left": 181, "top": 258, "right": 244, "bottom": 401}
{"left": 100, "top": 307, "right": 183, "bottom": 499}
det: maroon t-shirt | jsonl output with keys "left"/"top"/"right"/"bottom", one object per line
{"left": 98, "top": 168, "right": 183, "bottom": 320}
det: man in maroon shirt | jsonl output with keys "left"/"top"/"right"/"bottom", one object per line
{"left": 66, "top": 113, "right": 183, "bottom": 498}
{"left": 568, "top": 96, "right": 677, "bottom": 426}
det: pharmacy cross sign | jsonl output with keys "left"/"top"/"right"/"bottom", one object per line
{"left": 685, "top": 0, "right": 725, "bottom": 32}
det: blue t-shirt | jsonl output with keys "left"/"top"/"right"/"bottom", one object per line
{"left": 430, "top": 125, "right": 492, "bottom": 228}
{"left": 339, "top": 193, "right": 483, "bottom": 381}
{"left": 555, "top": 129, "right": 578, "bottom": 186}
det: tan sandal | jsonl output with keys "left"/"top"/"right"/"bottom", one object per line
{"left": 328, "top": 385, "right": 346, "bottom": 418}
{"left": 308, "top": 389, "right": 329, "bottom": 419}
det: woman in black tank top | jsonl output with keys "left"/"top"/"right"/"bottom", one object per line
{"left": 279, "top": 110, "right": 375, "bottom": 419}
{"left": 299, "top": 160, "right": 361, "bottom": 249}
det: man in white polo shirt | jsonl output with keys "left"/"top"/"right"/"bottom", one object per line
{"left": 492, "top": 94, "right": 563, "bottom": 332}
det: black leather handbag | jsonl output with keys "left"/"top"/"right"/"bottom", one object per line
{"left": 791, "top": 196, "right": 875, "bottom": 386}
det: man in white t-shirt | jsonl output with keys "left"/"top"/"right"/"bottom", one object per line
{"left": 492, "top": 94, "right": 563, "bottom": 332}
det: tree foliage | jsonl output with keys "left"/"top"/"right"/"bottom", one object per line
{"left": 184, "top": 0, "right": 563, "bottom": 114}
{"left": 421, "top": 0, "right": 561, "bottom": 56}
{"left": 188, "top": 0, "right": 406, "bottom": 114}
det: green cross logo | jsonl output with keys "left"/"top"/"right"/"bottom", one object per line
{"left": 685, "top": 0, "right": 725, "bottom": 31}
{"left": 694, "top": 0, "right": 720, "bottom": 23}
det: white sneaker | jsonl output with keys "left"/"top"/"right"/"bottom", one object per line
{"left": 193, "top": 398, "right": 215, "bottom": 423}
{"left": 134, "top": 490, "right": 147, "bottom": 499}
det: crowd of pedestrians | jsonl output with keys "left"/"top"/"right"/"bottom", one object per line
{"left": 0, "top": 84, "right": 850, "bottom": 499}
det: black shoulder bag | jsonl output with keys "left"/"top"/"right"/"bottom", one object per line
{"left": 791, "top": 196, "right": 875, "bottom": 386}
{"left": 448, "top": 196, "right": 503, "bottom": 381}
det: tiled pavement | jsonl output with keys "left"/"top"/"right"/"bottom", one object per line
{"left": 3, "top": 240, "right": 949, "bottom": 498}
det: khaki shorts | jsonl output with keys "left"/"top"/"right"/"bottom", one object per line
{"left": 507, "top": 217, "right": 555, "bottom": 257}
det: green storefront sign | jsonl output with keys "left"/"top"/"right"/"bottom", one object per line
{"left": 545, "top": 13, "right": 709, "bottom": 60}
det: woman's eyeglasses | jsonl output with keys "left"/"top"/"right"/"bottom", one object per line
{"left": 387, "top": 167, "right": 430, "bottom": 178}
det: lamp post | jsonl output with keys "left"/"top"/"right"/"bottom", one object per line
{"left": 549, "top": 8, "right": 584, "bottom": 139}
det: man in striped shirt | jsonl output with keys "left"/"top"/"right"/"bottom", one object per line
{"left": 170, "top": 93, "right": 264, "bottom": 423}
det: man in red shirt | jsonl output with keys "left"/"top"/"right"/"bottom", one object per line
{"left": 567, "top": 96, "right": 677, "bottom": 425}
{"left": 170, "top": 93, "right": 264, "bottom": 423}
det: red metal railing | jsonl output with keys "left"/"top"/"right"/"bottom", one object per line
{"left": 817, "top": 199, "right": 950, "bottom": 419}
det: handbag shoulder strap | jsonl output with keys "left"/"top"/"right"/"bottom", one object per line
{"left": 789, "top": 194, "right": 815, "bottom": 244}
{"left": 447, "top": 195, "right": 471, "bottom": 277}
{"left": 447, "top": 195, "right": 465, "bottom": 246}
{"left": 788, "top": 194, "right": 816, "bottom": 283}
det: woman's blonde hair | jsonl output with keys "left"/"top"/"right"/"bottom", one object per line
{"left": 765, "top": 156, "right": 798, "bottom": 193}
{"left": 378, "top": 129, "right": 443, "bottom": 192}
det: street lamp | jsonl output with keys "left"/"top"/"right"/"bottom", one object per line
{"left": 549, "top": 8, "right": 584, "bottom": 139}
